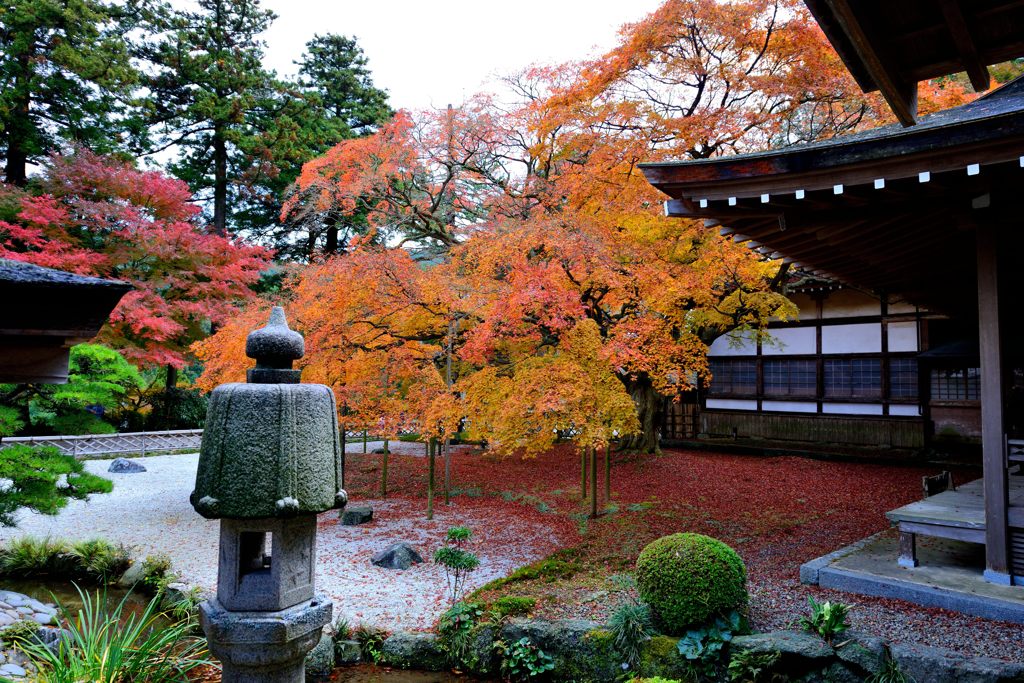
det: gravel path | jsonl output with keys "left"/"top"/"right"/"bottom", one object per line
{"left": 0, "top": 454, "right": 568, "bottom": 632}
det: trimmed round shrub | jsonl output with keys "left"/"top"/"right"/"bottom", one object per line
{"left": 635, "top": 533, "right": 746, "bottom": 634}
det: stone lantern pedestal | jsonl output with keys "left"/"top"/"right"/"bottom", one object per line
{"left": 191, "top": 307, "right": 346, "bottom": 683}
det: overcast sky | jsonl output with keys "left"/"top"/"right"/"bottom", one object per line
{"left": 254, "top": 0, "right": 666, "bottom": 111}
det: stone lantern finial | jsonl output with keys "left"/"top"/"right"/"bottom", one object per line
{"left": 245, "top": 307, "right": 305, "bottom": 384}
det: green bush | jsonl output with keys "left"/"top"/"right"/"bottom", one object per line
{"left": 141, "top": 553, "right": 175, "bottom": 592}
{"left": 69, "top": 539, "right": 132, "bottom": 582}
{"left": 490, "top": 596, "right": 536, "bottom": 618}
{"left": 0, "top": 536, "right": 75, "bottom": 576}
{"left": 437, "top": 602, "right": 485, "bottom": 666}
{"left": 800, "top": 597, "right": 850, "bottom": 642}
{"left": 635, "top": 533, "right": 747, "bottom": 634}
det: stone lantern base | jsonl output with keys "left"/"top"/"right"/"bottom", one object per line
{"left": 200, "top": 595, "right": 332, "bottom": 683}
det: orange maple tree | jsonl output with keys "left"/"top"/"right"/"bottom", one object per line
{"left": 196, "top": 0, "right": 975, "bottom": 455}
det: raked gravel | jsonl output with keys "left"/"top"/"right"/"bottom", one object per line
{"left": 0, "top": 453, "right": 566, "bottom": 632}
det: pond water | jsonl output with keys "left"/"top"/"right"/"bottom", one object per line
{"left": 328, "top": 665, "right": 494, "bottom": 682}
{"left": 0, "top": 579, "right": 162, "bottom": 624}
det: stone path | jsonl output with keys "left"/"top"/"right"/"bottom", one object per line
{"left": 0, "top": 453, "right": 567, "bottom": 631}
{"left": 0, "top": 589, "right": 57, "bottom": 679}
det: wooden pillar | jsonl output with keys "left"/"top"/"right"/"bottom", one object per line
{"left": 977, "top": 223, "right": 1011, "bottom": 584}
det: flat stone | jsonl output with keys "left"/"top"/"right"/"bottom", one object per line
{"left": 1, "top": 595, "right": 25, "bottom": 608}
{"left": 31, "top": 613, "right": 53, "bottom": 625}
{"left": 118, "top": 560, "right": 148, "bottom": 588}
{"left": 305, "top": 632, "right": 335, "bottom": 678}
{"left": 731, "top": 630, "right": 834, "bottom": 661}
{"left": 379, "top": 632, "right": 447, "bottom": 671}
{"left": 15, "top": 607, "right": 31, "bottom": 617}
{"left": 108, "top": 457, "right": 146, "bottom": 473}
{"left": 834, "top": 631, "right": 886, "bottom": 676}
{"left": 340, "top": 505, "right": 373, "bottom": 526}
{"left": 371, "top": 542, "right": 423, "bottom": 570}
{"left": 334, "top": 639, "right": 361, "bottom": 665}
{"left": 0, "top": 614, "right": 14, "bottom": 627}
{"left": 0, "top": 663, "right": 26, "bottom": 677}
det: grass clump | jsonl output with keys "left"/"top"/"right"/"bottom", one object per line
{"left": 19, "top": 585, "right": 209, "bottom": 683}
{"left": 353, "top": 623, "right": 388, "bottom": 663}
{"left": 608, "top": 602, "right": 654, "bottom": 669}
{"left": 68, "top": 539, "right": 132, "bottom": 582}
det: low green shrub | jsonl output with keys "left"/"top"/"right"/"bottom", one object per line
{"left": 354, "top": 623, "right": 388, "bottom": 663}
{"left": 434, "top": 527, "right": 480, "bottom": 604}
{"left": 141, "top": 553, "right": 175, "bottom": 593}
{"left": 676, "top": 610, "right": 747, "bottom": 681}
{"left": 608, "top": 602, "right": 654, "bottom": 669}
{"left": 728, "top": 648, "right": 784, "bottom": 682}
{"left": 19, "top": 585, "right": 209, "bottom": 683}
{"left": 0, "top": 536, "right": 74, "bottom": 576}
{"left": 69, "top": 539, "right": 132, "bottom": 582}
{"left": 490, "top": 596, "right": 536, "bottom": 618}
{"left": 437, "top": 602, "right": 485, "bottom": 666}
{"left": 800, "top": 597, "right": 850, "bottom": 642}
{"left": 495, "top": 637, "right": 555, "bottom": 681}
{"left": 334, "top": 617, "right": 352, "bottom": 640}
{"left": 635, "top": 533, "right": 747, "bottom": 634}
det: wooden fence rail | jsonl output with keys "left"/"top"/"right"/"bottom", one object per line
{"left": 0, "top": 428, "right": 387, "bottom": 459}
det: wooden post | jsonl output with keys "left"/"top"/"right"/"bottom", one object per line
{"left": 590, "top": 446, "right": 598, "bottom": 519}
{"left": 897, "top": 530, "right": 918, "bottom": 568}
{"left": 977, "top": 223, "right": 1011, "bottom": 584}
{"left": 427, "top": 438, "right": 436, "bottom": 520}
{"left": 340, "top": 425, "right": 346, "bottom": 488}
{"left": 580, "top": 448, "right": 588, "bottom": 499}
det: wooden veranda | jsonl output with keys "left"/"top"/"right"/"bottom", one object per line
{"left": 642, "top": 0, "right": 1024, "bottom": 586}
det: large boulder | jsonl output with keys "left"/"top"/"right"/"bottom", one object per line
{"left": 108, "top": 457, "right": 146, "bottom": 473}
{"left": 731, "top": 630, "right": 834, "bottom": 679}
{"left": 379, "top": 632, "right": 447, "bottom": 671}
{"left": 117, "top": 561, "right": 148, "bottom": 588}
{"left": 834, "top": 631, "right": 886, "bottom": 677}
{"left": 890, "top": 642, "right": 1024, "bottom": 683}
{"left": 498, "top": 619, "right": 619, "bottom": 682}
{"left": 371, "top": 542, "right": 423, "bottom": 570}
{"left": 333, "top": 639, "right": 361, "bottom": 665}
{"left": 340, "top": 505, "right": 373, "bottom": 526}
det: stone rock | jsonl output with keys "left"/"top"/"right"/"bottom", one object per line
{"left": 371, "top": 542, "right": 423, "bottom": 569}
{"left": 499, "top": 619, "right": 616, "bottom": 682}
{"left": 159, "top": 582, "right": 193, "bottom": 611}
{"left": 379, "top": 632, "right": 447, "bottom": 671}
{"left": 305, "top": 632, "right": 335, "bottom": 678}
{"left": 0, "top": 614, "right": 14, "bottom": 627}
{"left": 0, "top": 663, "right": 26, "bottom": 677}
{"left": 340, "top": 505, "right": 373, "bottom": 526}
{"left": 466, "top": 624, "right": 501, "bottom": 675}
{"left": 117, "top": 560, "right": 148, "bottom": 588}
{"left": 0, "top": 592, "right": 26, "bottom": 608}
{"left": 30, "top": 612, "right": 53, "bottom": 625}
{"left": 372, "top": 447, "right": 390, "bottom": 455}
{"left": 890, "top": 642, "right": 1024, "bottom": 683}
{"left": 108, "top": 457, "right": 146, "bottom": 473}
{"left": 822, "top": 662, "right": 861, "bottom": 683}
{"left": 834, "top": 631, "right": 887, "bottom": 676}
{"left": 334, "top": 638, "right": 361, "bottom": 665}
{"left": 732, "top": 631, "right": 834, "bottom": 661}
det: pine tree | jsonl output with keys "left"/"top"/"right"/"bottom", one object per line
{"left": 0, "top": 0, "right": 139, "bottom": 186}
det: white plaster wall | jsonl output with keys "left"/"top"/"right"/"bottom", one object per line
{"left": 888, "top": 301, "right": 919, "bottom": 315}
{"left": 762, "top": 327, "right": 816, "bottom": 356}
{"left": 822, "top": 403, "right": 884, "bottom": 415}
{"left": 761, "top": 401, "right": 818, "bottom": 413}
{"left": 772, "top": 292, "right": 815, "bottom": 321}
{"left": 707, "top": 331, "right": 757, "bottom": 357}
{"left": 706, "top": 399, "right": 758, "bottom": 411}
{"left": 887, "top": 321, "right": 918, "bottom": 352}
{"left": 821, "top": 323, "right": 881, "bottom": 354}
{"left": 889, "top": 404, "right": 922, "bottom": 417}
{"left": 821, "top": 289, "right": 881, "bottom": 318}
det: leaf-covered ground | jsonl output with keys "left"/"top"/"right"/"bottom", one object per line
{"left": 343, "top": 445, "right": 1024, "bottom": 662}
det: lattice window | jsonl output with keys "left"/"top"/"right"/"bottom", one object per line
{"left": 889, "top": 358, "right": 918, "bottom": 399}
{"left": 708, "top": 359, "right": 757, "bottom": 395}
{"left": 763, "top": 359, "right": 816, "bottom": 397}
{"left": 930, "top": 367, "right": 980, "bottom": 400}
{"left": 824, "top": 358, "right": 882, "bottom": 399}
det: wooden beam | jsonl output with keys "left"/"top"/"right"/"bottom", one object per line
{"left": 822, "top": 0, "right": 918, "bottom": 125}
{"left": 939, "top": 0, "right": 992, "bottom": 92}
{"left": 976, "top": 222, "right": 1011, "bottom": 583}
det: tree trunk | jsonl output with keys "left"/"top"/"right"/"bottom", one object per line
{"left": 618, "top": 375, "right": 662, "bottom": 453}
{"left": 604, "top": 443, "right": 611, "bottom": 501}
{"left": 162, "top": 365, "right": 179, "bottom": 429}
{"left": 4, "top": 51, "right": 32, "bottom": 187}
{"left": 380, "top": 439, "right": 388, "bottom": 497}
{"left": 213, "top": 122, "right": 228, "bottom": 236}
{"left": 427, "top": 438, "right": 436, "bottom": 520}
{"left": 324, "top": 213, "right": 339, "bottom": 255}
{"left": 443, "top": 439, "right": 451, "bottom": 505}
{"left": 590, "top": 446, "right": 598, "bottom": 519}
{"left": 580, "top": 448, "right": 588, "bottom": 499}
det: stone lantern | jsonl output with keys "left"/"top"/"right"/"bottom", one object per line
{"left": 191, "top": 307, "right": 346, "bottom": 683}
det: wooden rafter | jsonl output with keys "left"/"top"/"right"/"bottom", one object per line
{"left": 939, "top": 0, "right": 992, "bottom": 92}
{"left": 821, "top": 0, "right": 918, "bottom": 126}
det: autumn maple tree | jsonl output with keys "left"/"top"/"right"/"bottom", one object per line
{"left": 196, "top": 0, "right": 978, "bottom": 456}
{"left": 0, "top": 150, "right": 271, "bottom": 376}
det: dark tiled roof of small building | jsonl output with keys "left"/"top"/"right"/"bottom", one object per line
{"left": 0, "top": 258, "right": 129, "bottom": 289}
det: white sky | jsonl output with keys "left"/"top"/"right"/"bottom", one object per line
{"left": 256, "top": 0, "right": 666, "bottom": 111}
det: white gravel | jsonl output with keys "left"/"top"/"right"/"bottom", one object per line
{"left": 0, "top": 453, "right": 564, "bottom": 632}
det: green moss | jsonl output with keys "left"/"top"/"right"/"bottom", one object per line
{"left": 638, "top": 636, "right": 693, "bottom": 681}
{"left": 469, "top": 549, "right": 582, "bottom": 597}
{"left": 636, "top": 533, "right": 747, "bottom": 635}
{"left": 491, "top": 596, "right": 536, "bottom": 618}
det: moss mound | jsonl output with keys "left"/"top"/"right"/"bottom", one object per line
{"left": 635, "top": 533, "right": 746, "bottom": 634}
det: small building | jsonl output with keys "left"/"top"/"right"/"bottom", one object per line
{"left": 0, "top": 258, "right": 130, "bottom": 384}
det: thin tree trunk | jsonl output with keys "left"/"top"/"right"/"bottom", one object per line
{"left": 4, "top": 51, "right": 31, "bottom": 187}
{"left": 427, "top": 438, "right": 436, "bottom": 520}
{"left": 363, "top": 430, "right": 368, "bottom": 453}
{"left": 380, "top": 439, "right": 388, "bottom": 498}
{"left": 324, "top": 213, "right": 339, "bottom": 254}
{"left": 605, "top": 443, "right": 611, "bottom": 502}
{"left": 340, "top": 425, "right": 346, "bottom": 488}
{"left": 213, "top": 122, "right": 228, "bottom": 236}
{"left": 590, "top": 446, "right": 598, "bottom": 519}
{"left": 163, "top": 365, "right": 178, "bottom": 429}
{"left": 444, "top": 439, "right": 451, "bottom": 505}
{"left": 580, "top": 448, "right": 588, "bottom": 499}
